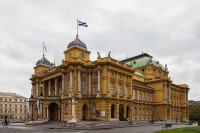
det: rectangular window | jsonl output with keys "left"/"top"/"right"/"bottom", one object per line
{"left": 142, "top": 69, "right": 145, "bottom": 75}
{"left": 5, "top": 104, "right": 7, "bottom": 107}
{"left": 65, "top": 105, "right": 68, "bottom": 114}
{"left": 138, "top": 90, "right": 140, "bottom": 100}
{"left": 15, "top": 110, "right": 17, "bottom": 113}
{"left": 133, "top": 90, "right": 136, "bottom": 100}
{"left": 15, "top": 104, "right": 17, "bottom": 108}
{"left": 142, "top": 91, "right": 144, "bottom": 101}
{"left": 150, "top": 93, "right": 153, "bottom": 102}
{"left": 20, "top": 110, "right": 22, "bottom": 113}
{"left": 9, "top": 104, "right": 11, "bottom": 108}
{"left": 15, "top": 99, "right": 17, "bottom": 102}
{"left": 5, "top": 98, "right": 7, "bottom": 101}
{"left": 9, "top": 98, "right": 11, "bottom": 101}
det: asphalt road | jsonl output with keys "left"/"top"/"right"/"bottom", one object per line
{"left": 0, "top": 123, "right": 196, "bottom": 133}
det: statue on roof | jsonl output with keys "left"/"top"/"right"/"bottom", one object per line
{"left": 97, "top": 52, "right": 101, "bottom": 58}
{"left": 108, "top": 51, "right": 111, "bottom": 58}
{"left": 165, "top": 64, "right": 168, "bottom": 71}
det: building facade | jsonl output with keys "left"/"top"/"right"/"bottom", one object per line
{"left": 0, "top": 92, "right": 28, "bottom": 121}
{"left": 29, "top": 36, "right": 189, "bottom": 122}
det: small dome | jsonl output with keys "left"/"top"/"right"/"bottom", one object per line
{"left": 67, "top": 37, "right": 87, "bottom": 50}
{"left": 36, "top": 56, "right": 52, "bottom": 66}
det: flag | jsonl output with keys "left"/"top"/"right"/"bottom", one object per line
{"left": 78, "top": 20, "right": 88, "bottom": 27}
{"left": 43, "top": 42, "right": 47, "bottom": 52}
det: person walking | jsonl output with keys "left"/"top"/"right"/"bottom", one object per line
{"left": 3, "top": 119, "right": 8, "bottom": 128}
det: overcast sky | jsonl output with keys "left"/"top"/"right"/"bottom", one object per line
{"left": 0, "top": 0, "right": 199, "bottom": 100}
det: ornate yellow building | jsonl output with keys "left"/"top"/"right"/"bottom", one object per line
{"left": 29, "top": 36, "right": 189, "bottom": 122}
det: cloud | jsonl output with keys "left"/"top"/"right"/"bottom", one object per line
{"left": 0, "top": 0, "right": 199, "bottom": 100}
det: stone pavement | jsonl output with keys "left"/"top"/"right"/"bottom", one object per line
{"left": 0, "top": 120, "right": 198, "bottom": 133}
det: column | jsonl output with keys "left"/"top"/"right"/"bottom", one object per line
{"left": 78, "top": 70, "right": 81, "bottom": 92}
{"left": 58, "top": 107, "right": 60, "bottom": 121}
{"left": 88, "top": 73, "right": 91, "bottom": 94}
{"left": 31, "top": 88, "right": 33, "bottom": 97}
{"left": 98, "top": 70, "right": 100, "bottom": 92}
{"left": 47, "top": 108, "right": 49, "bottom": 119}
{"left": 164, "top": 84, "right": 167, "bottom": 100}
{"left": 146, "top": 91, "right": 148, "bottom": 102}
{"left": 29, "top": 103, "right": 32, "bottom": 119}
{"left": 36, "top": 82, "right": 39, "bottom": 97}
{"left": 40, "top": 103, "right": 43, "bottom": 118}
{"left": 185, "top": 92, "right": 187, "bottom": 103}
{"left": 42, "top": 82, "right": 45, "bottom": 96}
{"left": 70, "top": 70, "right": 73, "bottom": 92}
{"left": 55, "top": 78, "right": 57, "bottom": 96}
{"left": 48, "top": 80, "right": 51, "bottom": 96}
{"left": 62, "top": 73, "right": 65, "bottom": 94}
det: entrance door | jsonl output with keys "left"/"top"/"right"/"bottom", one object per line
{"left": 119, "top": 104, "right": 124, "bottom": 120}
{"left": 111, "top": 104, "right": 115, "bottom": 118}
{"left": 48, "top": 102, "right": 58, "bottom": 120}
{"left": 82, "top": 104, "right": 87, "bottom": 120}
{"left": 126, "top": 106, "right": 129, "bottom": 118}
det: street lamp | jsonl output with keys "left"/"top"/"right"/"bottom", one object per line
{"left": 180, "top": 111, "right": 182, "bottom": 122}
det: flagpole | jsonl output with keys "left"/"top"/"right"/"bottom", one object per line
{"left": 77, "top": 18, "right": 78, "bottom": 38}
{"left": 43, "top": 42, "right": 44, "bottom": 57}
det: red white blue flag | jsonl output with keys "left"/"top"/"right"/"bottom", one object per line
{"left": 78, "top": 20, "right": 88, "bottom": 27}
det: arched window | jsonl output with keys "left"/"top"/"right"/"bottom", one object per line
{"left": 66, "top": 104, "right": 69, "bottom": 114}
{"left": 80, "top": 52, "right": 85, "bottom": 58}
{"left": 92, "top": 104, "right": 96, "bottom": 113}
{"left": 110, "top": 83, "right": 114, "bottom": 95}
{"left": 68, "top": 53, "right": 72, "bottom": 58}
{"left": 81, "top": 80, "right": 85, "bottom": 95}
{"left": 118, "top": 84, "right": 122, "bottom": 96}
{"left": 125, "top": 86, "right": 128, "bottom": 97}
{"left": 94, "top": 84, "right": 98, "bottom": 95}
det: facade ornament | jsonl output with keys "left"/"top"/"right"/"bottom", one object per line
{"left": 97, "top": 52, "right": 101, "bottom": 58}
{"left": 108, "top": 51, "right": 111, "bottom": 58}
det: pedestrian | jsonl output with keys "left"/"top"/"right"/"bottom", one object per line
{"left": 3, "top": 119, "right": 8, "bottom": 128}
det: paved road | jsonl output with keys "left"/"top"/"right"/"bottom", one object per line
{"left": 0, "top": 123, "right": 197, "bottom": 133}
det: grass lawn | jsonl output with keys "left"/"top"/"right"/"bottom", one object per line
{"left": 154, "top": 127, "right": 200, "bottom": 133}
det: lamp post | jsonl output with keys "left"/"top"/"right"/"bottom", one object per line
{"left": 151, "top": 108, "right": 154, "bottom": 123}
{"left": 180, "top": 111, "right": 182, "bottom": 122}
